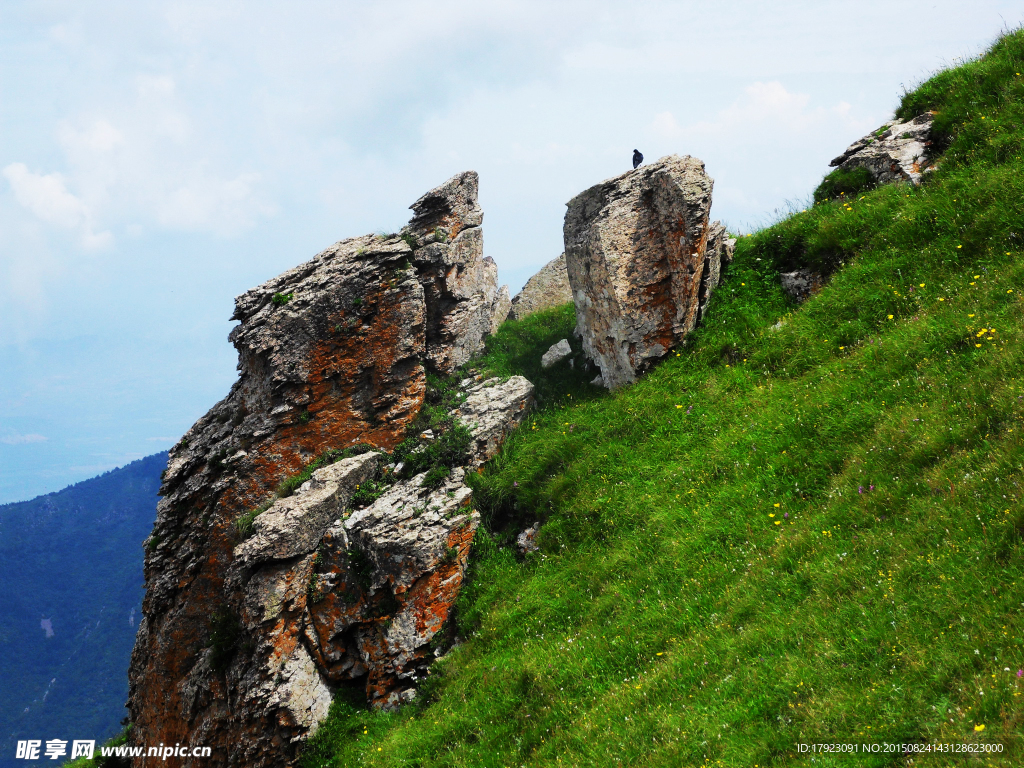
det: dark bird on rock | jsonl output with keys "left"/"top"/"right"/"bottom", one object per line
{"left": 632, "top": 149, "right": 643, "bottom": 169}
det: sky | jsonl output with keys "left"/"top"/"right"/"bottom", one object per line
{"left": 1, "top": 1, "right": 1021, "bottom": 504}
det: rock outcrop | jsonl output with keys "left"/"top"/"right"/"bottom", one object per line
{"left": 128, "top": 172, "right": 531, "bottom": 768}
{"left": 456, "top": 376, "right": 534, "bottom": 464}
{"left": 509, "top": 253, "right": 573, "bottom": 320}
{"left": 829, "top": 112, "right": 935, "bottom": 185}
{"left": 563, "top": 154, "right": 722, "bottom": 390}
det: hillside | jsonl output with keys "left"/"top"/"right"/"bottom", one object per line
{"left": 0, "top": 454, "right": 163, "bottom": 768}
{"left": 297, "top": 29, "right": 1024, "bottom": 767}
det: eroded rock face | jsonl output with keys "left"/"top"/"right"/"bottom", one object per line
{"left": 313, "top": 467, "right": 478, "bottom": 709}
{"left": 129, "top": 173, "right": 528, "bottom": 767}
{"left": 829, "top": 112, "right": 935, "bottom": 185}
{"left": 509, "top": 253, "right": 573, "bottom": 320}
{"left": 563, "top": 155, "right": 720, "bottom": 390}
{"left": 490, "top": 284, "right": 512, "bottom": 334}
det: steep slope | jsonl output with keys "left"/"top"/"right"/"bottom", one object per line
{"left": 301, "top": 29, "right": 1024, "bottom": 767}
{"left": 0, "top": 454, "right": 163, "bottom": 768}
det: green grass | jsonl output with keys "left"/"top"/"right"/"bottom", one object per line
{"left": 813, "top": 166, "right": 877, "bottom": 205}
{"left": 297, "top": 29, "right": 1024, "bottom": 767}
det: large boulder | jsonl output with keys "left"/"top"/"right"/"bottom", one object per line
{"left": 508, "top": 253, "right": 573, "bottom": 320}
{"left": 563, "top": 154, "right": 721, "bottom": 390}
{"left": 829, "top": 112, "right": 935, "bottom": 185}
{"left": 130, "top": 230, "right": 430, "bottom": 768}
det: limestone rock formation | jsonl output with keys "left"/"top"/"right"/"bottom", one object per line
{"left": 563, "top": 154, "right": 721, "bottom": 390}
{"left": 509, "top": 253, "right": 573, "bottom": 320}
{"left": 456, "top": 376, "right": 534, "bottom": 465}
{"left": 129, "top": 172, "right": 529, "bottom": 768}
{"left": 829, "top": 112, "right": 935, "bottom": 185}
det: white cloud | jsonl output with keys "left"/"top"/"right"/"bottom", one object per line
{"left": 654, "top": 81, "right": 876, "bottom": 141}
{"left": 3, "top": 162, "right": 112, "bottom": 248}
{"left": 0, "top": 433, "right": 48, "bottom": 445}
{"left": 688, "top": 81, "right": 872, "bottom": 137}
{"left": 3, "top": 163, "right": 86, "bottom": 227}
{"left": 49, "top": 78, "right": 274, "bottom": 237}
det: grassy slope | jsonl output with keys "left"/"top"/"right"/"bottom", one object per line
{"left": 303, "top": 31, "right": 1024, "bottom": 768}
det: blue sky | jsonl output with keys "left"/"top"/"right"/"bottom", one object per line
{"left": 1, "top": 1, "right": 1021, "bottom": 503}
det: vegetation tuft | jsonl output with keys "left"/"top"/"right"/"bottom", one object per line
{"left": 207, "top": 606, "right": 242, "bottom": 674}
{"left": 301, "top": 28, "right": 1024, "bottom": 768}
{"left": 813, "top": 165, "right": 877, "bottom": 204}
{"left": 272, "top": 292, "right": 294, "bottom": 306}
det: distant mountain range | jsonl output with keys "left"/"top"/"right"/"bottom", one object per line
{"left": 0, "top": 453, "right": 164, "bottom": 768}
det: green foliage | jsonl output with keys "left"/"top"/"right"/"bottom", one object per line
{"left": 389, "top": 371, "right": 476, "bottom": 484}
{"left": 401, "top": 232, "right": 419, "bottom": 250}
{"left": 307, "top": 572, "right": 325, "bottom": 605}
{"left": 302, "top": 29, "right": 1024, "bottom": 768}
{"left": 346, "top": 545, "right": 374, "bottom": 592}
{"left": 896, "top": 28, "right": 1024, "bottom": 157}
{"left": 349, "top": 476, "right": 390, "bottom": 509}
{"left": 479, "top": 303, "right": 602, "bottom": 406}
{"left": 235, "top": 498, "right": 275, "bottom": 540}
{"left": 65, "top": 726, "right": 132, "bottom": 768}
{"left": 420, "top": 465, "right": 450, "bottom": 490}
{"left": 299, "top": 409, "right": 313, "bottom": 425}
{"left": 271, "top": 292, "right": 294, "bottom": 306}
{"left": 352, "top": 296, "right": 363, "bottom": 307}
{"left": 398, "top": 422, "right": 472, "bottom": 480}
{"left": 207, "top": 606, "right": 242, "bottom": 674}
{"left": 812, "top": 165, "right": 877, "bottom": 204}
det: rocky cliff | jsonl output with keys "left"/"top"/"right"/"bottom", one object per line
{"left": 128, "top": 172, "right": 530, "bottom": 767}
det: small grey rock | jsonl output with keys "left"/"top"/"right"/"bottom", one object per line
{"left": 516, "top": 523, "right": 540, "bottom": 554}
{"left": 780, "top": 269, "right": 825, "bottom": 302}
{"left": 540, "top": 339, "right": 572, "bottom": 369}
